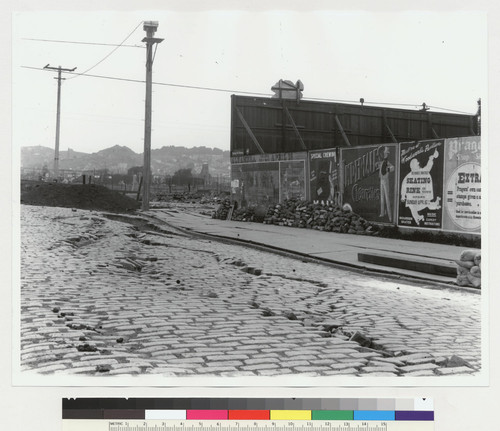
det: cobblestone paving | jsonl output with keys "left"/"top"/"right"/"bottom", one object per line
{"left": 20, "top": 205, "right": 481, "bottom": 377}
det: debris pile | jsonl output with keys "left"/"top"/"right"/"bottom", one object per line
{"left": 231, "top": 205, "right": 268, "bottom": 223}
{"left": 212, "top": 198, "right": 379, "bottom": 235}
{"left": 263, "top": 199, "right": 378, "bottom": 235}
{"left": 212, "top": 198, "right": 232, "bottom": 220}
{"left": 455, "top": 249, "right": 481, "bottom": 288}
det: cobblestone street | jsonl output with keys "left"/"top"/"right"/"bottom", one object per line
{"left": 20, "top": 205, "right": 481, "bottom": 378}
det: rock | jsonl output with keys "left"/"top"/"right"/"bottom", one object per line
{"left": 284, "top": 311, "right": 298, "bottom": 320}
{"left": 76, "top": 344, "right": 98, "bottom": 352}
{"left": 460, "top": 249, "right": 479, "bottom": 261}
{"left": 456, "top": 274, "right": 470, "bottom": 286}
{"left": 95, "top": 365, "right": 111, "bottom": 373}
{"left": 261, "top": 308, "right": 275, "bottom": 317}
{"left": 52, "top": 307, "right": 60, "bottom": 313}
{"left": 119, "top": 261, "right": 138, "bottom": 271}
{"left": 116, "top": 338, "right": 124, "bottom": 343}
{"left": 440, "top": 355, "right": 473, "bottom": 369}
{"left": 470, "top": 266, "right": 481, "bottom": 277}
{"left": 466, "top": 272, "right": 481, "bottom": 288}
{"left": 455, "top": 260, "right": 474, "bottom": 269}
{"left": 321, "top": 321, "right": 343, "bottom": 331}
{"left": 350, "top": 331, "right": 372, "bottom": 347}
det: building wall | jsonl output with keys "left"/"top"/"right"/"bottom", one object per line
{"left": 230, "top": 95, "right": 479, "bottom": 157}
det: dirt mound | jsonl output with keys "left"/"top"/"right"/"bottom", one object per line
{"left": 21, "top": 182, "right": 140, "bottom": 212}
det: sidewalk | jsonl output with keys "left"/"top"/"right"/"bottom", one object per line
{"left": 148, "top": 208, "right": 478, "bottom": 285}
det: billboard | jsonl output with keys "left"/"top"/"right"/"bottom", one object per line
{"left": 309, "top": 149, "right": 339, "bottom": 204}
{"left": 341, "top": 144, "right": 397, "bottom": 223}
{"left": 398, "top": 139, "right": 444, "bottom": 228}
{"left": 231, "top": 152, "right": 307, "bottom": 207}
{"left": 279, "top": 160, "right": 306, "bottom": 202}
{"left": 231, "top": 162, "right": 279, "bottom": 207}
{"left": 442, "top": 137, "right": 481, "bottom": 233}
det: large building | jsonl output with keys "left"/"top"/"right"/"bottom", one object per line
{"left": 230, "top": 94, "right": 479, "bottom": 157}
{"left": 230, "top": 91, "right": 481, "bottom": 234}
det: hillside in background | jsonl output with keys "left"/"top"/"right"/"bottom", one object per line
{"left": 21, "top": 145, "right": 231, "bottom": 177}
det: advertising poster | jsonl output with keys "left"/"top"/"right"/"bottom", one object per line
{"left": 398, "top": 139, "right": 444, "bottom": 228}
{"left": 443, "top": 136, "right": 481, "bottom": 232}
{"left": 231, "top": 152, "right": 307, "bottom": 207}
{"left": 341, "top": 144, "right": 397, "bottom": 224}
{"left": 231, "top": 162, "right": 279, "bottom": 207}
{"left": 309, "top": 149, "right": 339, "bottom": 204}
{"left": 279, "top": 160, "right": 306, "bottom": 201}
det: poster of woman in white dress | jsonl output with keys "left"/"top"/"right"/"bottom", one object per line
{"left": 398, "top": 139, "right": 444, "bottom": 228}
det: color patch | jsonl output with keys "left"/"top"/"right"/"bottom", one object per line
{"left": 312, "top": 410, "right": 354, "bottom": 420}
{"left": 186, "top": 410, "right": 228, "bottom": 420}
{"left": 396, "top": 411, "right": 434, "bottom": 421}
{"left": 229, "top": 410, "right": 270, "bottom": 420}
{"left": 270, "top": 410, "right": 311, "bottom": 420}
{"left": 353, "top": 411, "right": 395, "bottom": 421}
{"left": 145, "top": 410, "right": 187, "bottom": 420}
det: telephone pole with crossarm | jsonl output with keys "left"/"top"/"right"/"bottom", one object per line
{"left": 43, "top": 64, "right": 77, "bottom": 180}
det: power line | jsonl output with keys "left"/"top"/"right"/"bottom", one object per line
{"left": 307, "top": 96, "right": 420, "bottom": 108}
{"left": 427, "top": 105, "right": 474, "bottom": 115}
{"left": 22, "top": 66, "right": 272, "bottom": 96}
{"left": 21, "top": 65, "right": 477, "bottom": 114}
{"left": 66, "top": 21, "right": 145, "bottom": 81}
{"left": 22, "top": 37, "right": 144, "bottom": 48}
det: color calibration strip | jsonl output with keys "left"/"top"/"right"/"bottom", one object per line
{"left": 62, "top": 398, "right": 433, "bottom": 421}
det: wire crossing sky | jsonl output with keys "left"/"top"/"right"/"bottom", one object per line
{"left": 12, "top": 10, "right": 486, "bottom": 154}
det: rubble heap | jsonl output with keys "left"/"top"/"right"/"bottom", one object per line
{"left": 262, "top": 199, "right": 378, "bottom": 235}
{"left": 212, "top": 198, "right": 232, "bottom": 220}
{"left": 213, "top": 198, "right": 379, "bottom": 236}
{"left": 455, "top": 249, "right": 481, "bottom": 288}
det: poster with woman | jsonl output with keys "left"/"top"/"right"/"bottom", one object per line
{"left": 340, "top": 144, "right": 397, "bottom": 223}
{"left": 398, "top": 139, "right": 444, "bottom": 228}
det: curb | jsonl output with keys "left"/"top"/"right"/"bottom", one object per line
{"left": 138, "top": 211, "right": 480, "bottom": 295}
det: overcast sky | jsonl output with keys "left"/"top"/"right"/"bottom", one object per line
{"left": 12, "top": 9, "right": 486, "bottom": 154}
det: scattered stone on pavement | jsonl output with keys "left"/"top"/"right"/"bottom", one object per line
{"left": 20, "top": 205, "right": 481, "bottom": 377}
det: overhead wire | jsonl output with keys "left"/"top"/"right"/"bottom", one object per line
{"left": 21, "top": 66, "right": 476, "bottom": 114}
{"left": 427, "top": 105, "right": 476, "bottom": 115}
{"left": 65, "top": 21, "right": 145, "bottom": 81}
{"left": 22, "top": 38, "right": 144, "bottom": 48}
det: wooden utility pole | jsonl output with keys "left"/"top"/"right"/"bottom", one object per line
{"left": 43, "top": 64, "right": 77, "bottom": 180}
{"left": 141, "top": 21, "right": 163, "bottom": 210}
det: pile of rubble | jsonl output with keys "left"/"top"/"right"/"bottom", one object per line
{"left": 456, "top": 249, "right": 481, "bottom": 288}
{"left": 212, "top": 198, "right": 232, "bottom": 220}
{"left": 263, "top": 199, "right": 378, "bottom": 235}
{"left": 213, "top": 198, "right": 379, "bottom": 236}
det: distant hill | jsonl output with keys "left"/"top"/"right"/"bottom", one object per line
{"left": 21, "top": 145, "right": 231, "bottom": 177}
